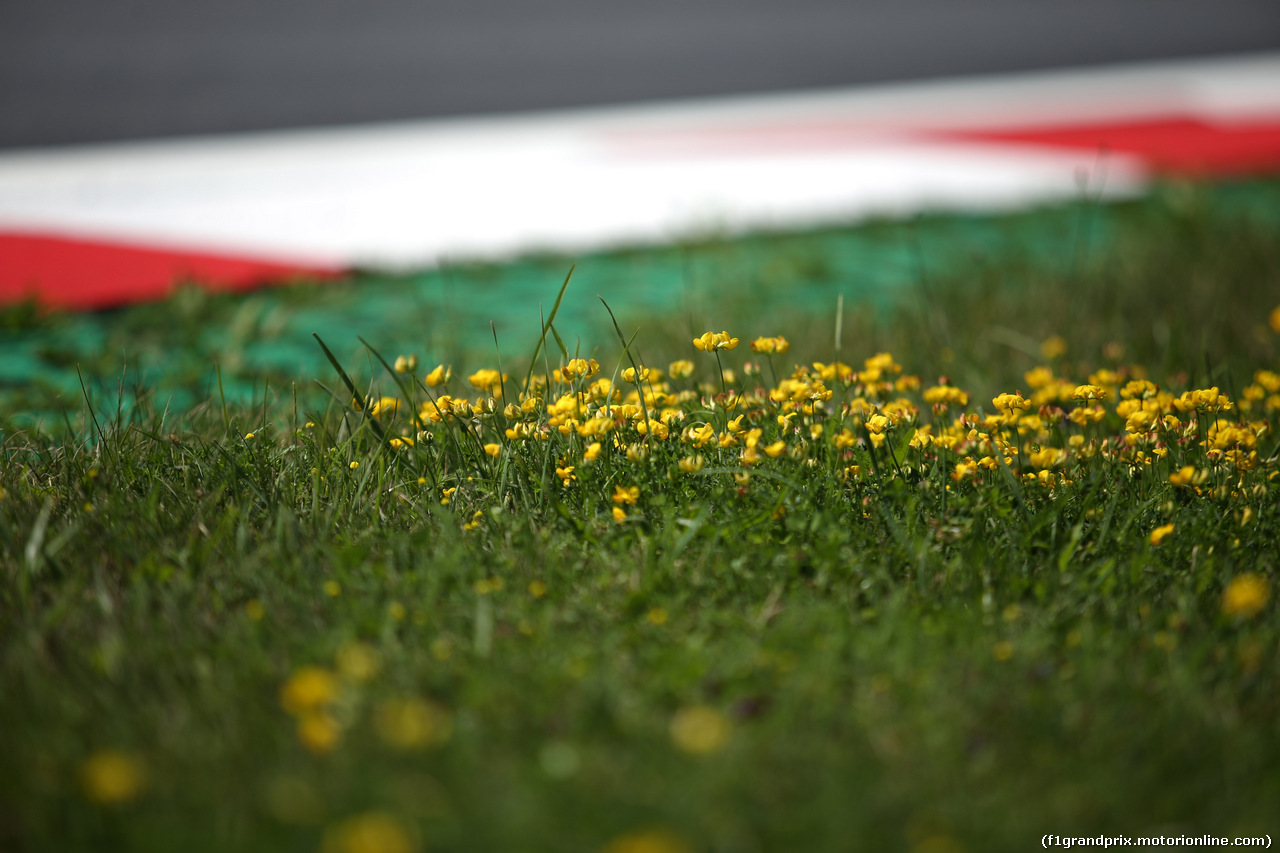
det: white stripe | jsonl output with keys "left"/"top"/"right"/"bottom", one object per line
{"left": 2, "top": 52, "right": 1276, "bottom": 267}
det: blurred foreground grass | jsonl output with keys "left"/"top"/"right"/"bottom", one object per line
{"left": 1, "top": 179, "right": 1279, "bottom": 853}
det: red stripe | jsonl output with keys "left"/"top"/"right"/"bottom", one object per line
{"left": 0, "top": 231, "right": 343, "bottom": 310}
{"left": 932, "top": 116, "right": 1280, "bottom": 176}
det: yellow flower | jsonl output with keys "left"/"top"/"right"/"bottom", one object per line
{"left": 809, "top": 360, "right": 854, "bottom": 383}
{"left": 79, "top": 750, "right": 147, "bottom": 804}
{"left": 685, "top": 422, "right": 715, "bottom": 446}
{"left": 908, "top": 429, "right": 934, "bottom": 450}
{"left": 612, "top": 506, "right": 627, "bottom": 524}
{"left": 1068, "top": 404, "right": 1106, "bottom": 425}
{"left": 865, "top": 413, "right": 890, "bottom": 434}
{"left": 1040, "top": 335, "right": 1068, "bottom": 359}
{"left": 862, "top": 352, "right": 902, "bottom": 377}
{"left": 990, "top": 392, "right": 1030, "bottom": 414}
{"left": 280, "top": 667, "right": 339, "bottom": 716}
{"left": 750, "top": 335, "right": 790, "bottom": 355}
{"left": 528, "top": 579, "right": 548, "bottom": 598}
{"left": 349, "top": 461, "right": 360, "bottom": 470}
{"left": 613, "top": 485, "right": 640, "bottom": 505}
{"left": 1222, "top": 574, "right": 1270, "bottom": 619}
{"left": 393, "top": 354, "right": 417, "bottom": 374}
{"left": 763, "top": 440, "right": 786, "bottom": 458}
{"left": 1174, "top": 387, "right": 1232, "bottom": 413}
{"left": 298, "top": 712, "right": 342, "bottom": 755}
{"left": 1168, "top": 466, "right": 1205, "bottom": 487}
{"left": 692, "top": 331, "right": 739, "bottom": 352}
{"left": 483, "top": 443, "right": 501, "bottom": 457}
{"left": 670, "top": 705, "right": 732, "bottom": 755}
{"left": 322, "top": 812, "right": 417, "bottom": 853}
{"left": 668, "top": 359, "right": 695, "bottom": 379}
{"left": 468, "top": 369, "right": 506, "bottom": 392}
{"left": 583, "top": 442, "right": 602, "bottom": 462}
{"left": 1023, "top": 366, "right": 1055, "bottom": 389}
{"left": 1149, "top": 523, "right": 1175, "bottom": 546}
{"left": 1072, "top": 384, "right": 1108, "bottom": 402}
{"left": 373, "top": 698, "right": 453, "bottom": 750}
{"left": 622, "top": 366, "right": 651, "bottom": 383}
{"left": 505, "top": 422, "right": 537, "bottom": 441}
{"left": 601, "top": 829, "right": 696, "bottom": 853}
{"left": 1125, "top": 409, "right": 1156, "bottom": 434}
{"left": 440, "top": 487, "right": 457, "bottom": 506}
{"left": 1087, "top": 368, "right": 1119, "bottom": 388}
{"left": 335, "top": 642, "right": 380, "bottom": 682}
{"left": 1121, "top": 379, "right": 1159, "bottom": 400}
{"left": 678, "top": 455, "right": 705, "bottom": 474}
{"left": 1027, "top": 447, "right": 1065, "bottom": 469}
{"left": 424, "top": 364, "right": 451, "bottom": 387}
{"left": 647, "top": 607, "right": 669, "bottom": 625}
{"left": 559, "top": 358, "right": 599, "bottom": 382}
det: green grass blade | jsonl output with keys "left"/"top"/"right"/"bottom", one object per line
{"left": 523, "top": 263, "right": 575, "bottom": 395}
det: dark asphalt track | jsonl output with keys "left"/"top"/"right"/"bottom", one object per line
{"left": 2, "top": 0, "right": 1279, "bottom": 149}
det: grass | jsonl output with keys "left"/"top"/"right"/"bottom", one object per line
{"left": 2, "top": 179, "right": 1279, "bottom": 853}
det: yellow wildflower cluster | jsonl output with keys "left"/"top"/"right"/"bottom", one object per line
{"left": 279, "top": 643, "right": 452, "bottom": 756}
{"left": 350, "top": 327, "right": 1278, "bottom": 544}
{"left": 280, "top": 666, "right": 344, "bottom": 754}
